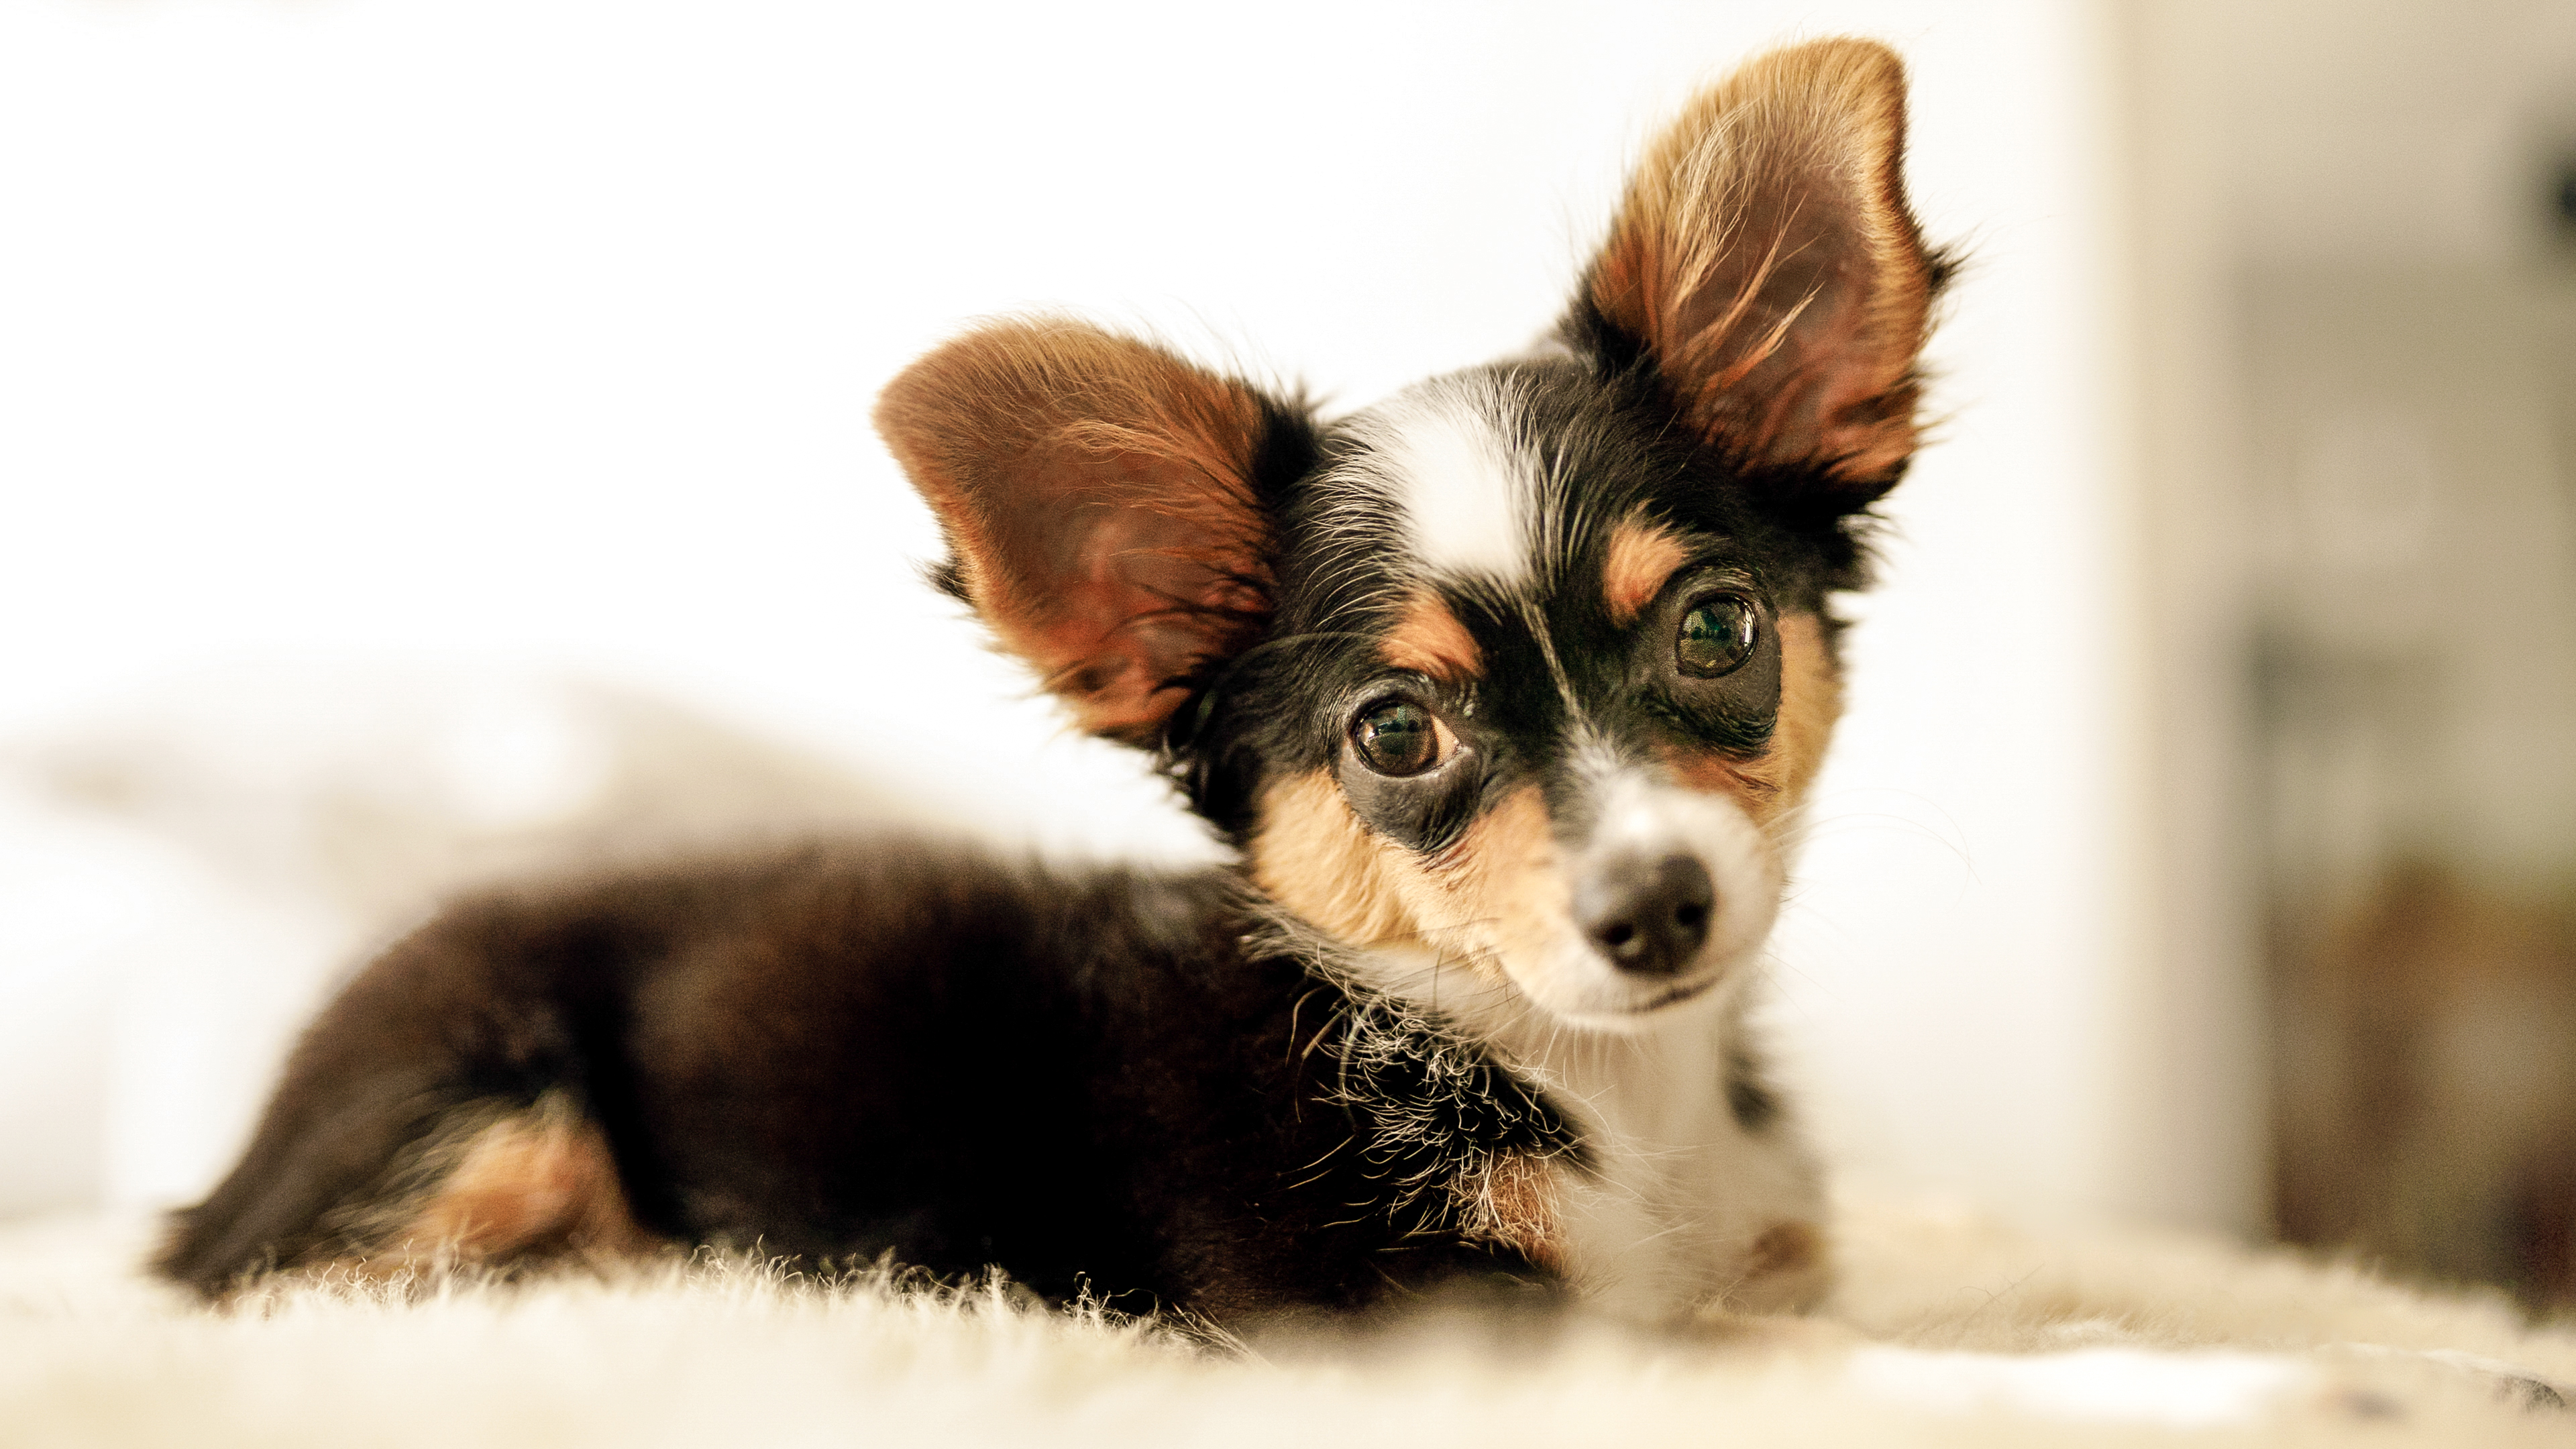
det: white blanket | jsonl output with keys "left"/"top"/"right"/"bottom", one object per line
{"left": 4, "top": 1195, "right": 2571, "bottom": 1446}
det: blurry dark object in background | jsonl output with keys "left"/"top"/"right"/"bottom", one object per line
{"left": 2554, "top": 151, "right": 2576, "bottom": 248}
{"left": 2271, "top": 862, "right": 2576, "bottom": 1310}
{"left": 2247, "top": 133, "right": 2576, "bottom": 1308}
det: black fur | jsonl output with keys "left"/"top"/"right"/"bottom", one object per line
{"left": 1724, "top": 1046, "right": 1783, "bottom": 1135}
{"left": 159, "top": 842, "right": 1578, "bottom": 1319}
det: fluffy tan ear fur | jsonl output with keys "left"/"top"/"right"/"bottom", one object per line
{"left": 873, "top": 319, "right": 1279, "bottom": 745}
{"left": 1585, "top": 38, "right": 1938, "bottom": 488}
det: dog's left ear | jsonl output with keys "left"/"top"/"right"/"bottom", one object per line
{"left": 875, "top": 318, "right": 1288, "bottom": 746}
{"left": 1574, "top": 38, "right": 1942, "bottom": 503}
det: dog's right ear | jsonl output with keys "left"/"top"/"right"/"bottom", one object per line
{"left": 874, "top": 319, "right": 1295, "bottom": 746}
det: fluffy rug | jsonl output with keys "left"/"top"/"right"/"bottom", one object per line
{"left": 7, "top": 1195, "right": 2573, "bottom": 1446}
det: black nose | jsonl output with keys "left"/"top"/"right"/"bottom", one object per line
{"left": 1575, "top": 853, "right": 1715, "bottom": 975}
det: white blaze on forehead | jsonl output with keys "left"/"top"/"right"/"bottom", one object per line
{"left": 1348, "top": 374, "right": 1542, "bottom": 588}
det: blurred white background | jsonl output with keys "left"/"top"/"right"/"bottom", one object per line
{"left": 0, "top": 0, "right": 2367, "bottom": 1240}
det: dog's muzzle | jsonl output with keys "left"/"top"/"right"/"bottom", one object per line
{"left": 1574, "top": 851, "right": 1715, "bottom": 976}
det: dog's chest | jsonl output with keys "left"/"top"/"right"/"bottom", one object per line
{"left": 1504, "top": 1018, "right": 1827, "bottom": 1320}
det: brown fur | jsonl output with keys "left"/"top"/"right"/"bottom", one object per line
{"left": 1740, "top": 1220, "right": 1824, "bottom": 1288}
{"left": 1457, "top": 1151, "right": 1569, "bottom": 1274}
{"left": 1586, "top": 39, "right": 1935, "bottom": 484}
{"left": 1699, "top": 1219, "right": 1834, "bottom": 1318}
{"left": 1381, "top": 588, "right": 1483, "bottom": 680}
{"left": 1247, "top": 777, "right": 1567, "bottom": 990}
{"left": 358, "top": 1100, "right": 660, "bottom": 1279}
{"left": 1409, "top": 785, "right": 1568, "bottom": 985}
{"left": 1602, "top": 517, "right": 1694, "bottom": 627}
{"left": 1247, "top": 770, "right": 1419, "bottom": 950}
{"left": 873, "top": 318, "right": 1275, "bottom": 744}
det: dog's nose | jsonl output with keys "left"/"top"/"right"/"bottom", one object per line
{"left": 1575, "top": 853, "right": 1715, "bottom": 975}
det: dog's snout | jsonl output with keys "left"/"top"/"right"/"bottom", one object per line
{"left": 1576, "top": 853, "right": 1715, "bottom": 975}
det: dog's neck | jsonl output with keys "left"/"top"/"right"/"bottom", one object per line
{"left": 1340, "top": 934, "right": 1817, "bottom": 1318}
{"left": 1483, "top": 975, "right": 1756, "bottom": 1224}
{"left": 1349, "top": 936, "right": 1743, "bottom": 1118}
{"left": 1492, "top": 989, "right": 1738, "bottom": 1134}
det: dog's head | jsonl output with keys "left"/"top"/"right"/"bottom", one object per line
{"left": 877, "top": 39, "right": 1944, "bottom": 1030}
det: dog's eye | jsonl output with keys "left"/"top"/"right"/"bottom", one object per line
{"left": 1676, "top": 596, "right": 1758, "bottom": 678}
{"left": 1350, "top": 700, "right": 1447, "bottom": 777}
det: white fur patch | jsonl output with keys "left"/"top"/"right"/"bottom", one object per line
{"left": 1341, "top": 375, "right": 1544, "bottom": 588}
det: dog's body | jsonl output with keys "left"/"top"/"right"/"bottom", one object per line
{"left": 157, "top": 38, "right": 1945, "bottom": 1330}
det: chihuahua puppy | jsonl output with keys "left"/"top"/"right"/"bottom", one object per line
{"left": 157, "top": 36, "right": 1945, "bottom": 1331}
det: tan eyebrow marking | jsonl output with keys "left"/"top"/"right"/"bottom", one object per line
{"left": 1603, "top": 517, "right": 1693, "bottom": 626}
{"left": 1380, "top": 587, "right": 1483, "bottom": 681}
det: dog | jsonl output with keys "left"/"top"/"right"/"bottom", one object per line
{"left": 154, "top": 36, "right": 1947, "bottom": 1332}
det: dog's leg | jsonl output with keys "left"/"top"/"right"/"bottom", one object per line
{"left": 152, "top": 901, "right": 656, "bottom": 1296}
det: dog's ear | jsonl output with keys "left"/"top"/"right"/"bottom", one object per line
{"left": 875, "top": 318, "right": 1289, "bottom": 745}
{"left": 1575, "top": 38, "right": 1942, "bottom": 503}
